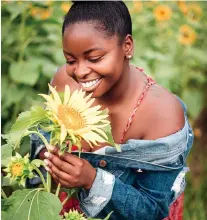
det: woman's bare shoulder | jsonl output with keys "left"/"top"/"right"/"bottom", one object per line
{"left": 141, "top": 84, "right": 185, "bottom": 140}
{"left": 51, "top": 64, "right": 80, "bottom": 92}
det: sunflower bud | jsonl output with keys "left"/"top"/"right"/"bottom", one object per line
{"left": 3, "top": 153, "right": 34, "bottom": 187}
{"left": 62, "top": 209, "right": 87, "bottom": 220}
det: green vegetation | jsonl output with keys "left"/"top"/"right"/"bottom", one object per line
{"left": 1, "top": 1, "right": 207, "bottom": 219}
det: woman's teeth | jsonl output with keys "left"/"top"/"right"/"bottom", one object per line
{"left": 81, "top": 79, "right": 99, "bottom": 88}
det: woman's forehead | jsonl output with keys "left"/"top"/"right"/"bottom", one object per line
{"left": 63, "top": 22, "right": 119, "bottom": 54}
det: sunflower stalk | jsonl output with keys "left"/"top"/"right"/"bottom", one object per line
{"left": 55, "top": 183, "right": 61, "bottom": 197}
{"left": 46, "top": 172, "right": 51, "bottom": 193}
{"left": 31, "top": 165, "right": 48, "bottom": 191}
{"left": 61, "top": 193, "right": 70, "bottom": 206}
{"left": 25, "top": 130, "right": 50, "bottom": 150}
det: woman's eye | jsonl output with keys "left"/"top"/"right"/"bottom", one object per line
{"left": 88, "top": 57, "right": 102, "bottom": 63}
{"left": 66, "top": 60, "right": 76, "bottom": 65}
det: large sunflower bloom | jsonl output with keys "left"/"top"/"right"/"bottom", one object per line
{"left": 39, "top": 84, "right": 110, "bottom": 148}
{"left": 154, "top": 5, "right": 172, "bottom": 21}
{"left": 178, "top": 25, "right": 196, "bottom": 46}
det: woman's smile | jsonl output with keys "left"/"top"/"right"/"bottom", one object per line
{"left": 79, "top": 77, "right": 103, "bottom": 92}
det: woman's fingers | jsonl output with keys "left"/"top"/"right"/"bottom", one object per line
{"left": 50, "top": 171, "right": 72, "bottom": 188}
{"left": 48, "top": 145, "right": 59, "bottom": 154}
{"left": 45, "top": 160, "right": 77, "bottom": 188}
{"left": 60, "top": 152, "right": 84, "bottom": 167}
{"left": 44, "top": 151, "right": 83, "bottom": 169}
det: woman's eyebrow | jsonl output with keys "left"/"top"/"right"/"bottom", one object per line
{"left": 63, "top": 48, "right": 103, "bottom": 56}
{"left": 83, "top": 48, "right": 103, "bottom": 55}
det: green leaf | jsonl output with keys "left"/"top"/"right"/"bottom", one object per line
{"left": 1, "top": 144, "right": 13, "bottom": 167}
{"left": 5, "top": 3, "right": 28, "bottom": 21}
{"left": 182, "top": 89, "right": 204, "bottom": 119}
{"left": 3, "top": 106, "right": 47, "bottom": 149}
{"left": 41, "top": 60, "right": 58, "bottom": 79}
{"left": 1, "top": 176, "right": 11, "bottom": 187}
{"left": 9, "top": 61, "right": 40, "bottom": 86}
{"left": 2, "top": 189, "right": 62, "bottom": 220}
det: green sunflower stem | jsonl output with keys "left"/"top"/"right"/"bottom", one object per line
{"left": 47, "top": 172, "right": 51, "bottom": 193}
{"left": 32, "top": 165, "right": 48, "bottom": 191}
{"left": 25, "top": 131, "right": 50, "bottom": 150}
{"left": 55, "top": 183, "right": 61, "bottom": 197}
{"left": 62, "top": 194, "right": 70, "bottom": 206}
{"left": 1, "top": 189, "right": 7, "bottom": 199}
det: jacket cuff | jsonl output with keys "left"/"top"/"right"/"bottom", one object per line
{"left": 78, "top": 168, "right": 115, "bottom": 217}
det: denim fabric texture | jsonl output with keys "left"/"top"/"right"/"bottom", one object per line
{"left": 28, "top": 97, "right": 194, "bottom": 220}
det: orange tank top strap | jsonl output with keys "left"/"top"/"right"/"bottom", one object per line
{"left": 120, "top": 67, "right": 156, "bottom": 144}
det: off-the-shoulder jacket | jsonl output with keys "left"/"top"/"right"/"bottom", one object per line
{"left": 29, "top": 97, "right": 194, "bottom": 220}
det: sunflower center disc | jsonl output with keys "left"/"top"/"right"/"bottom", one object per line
{"left": 58, "top": 104, "right": 86, "bottom": 130}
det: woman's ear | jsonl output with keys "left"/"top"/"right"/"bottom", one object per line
{"left": 123, "top": 34, "right": 134, "bottom": 60}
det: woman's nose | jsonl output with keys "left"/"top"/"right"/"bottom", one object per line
{"left": 74, "top": 62, "right": 91, "bottom": 79}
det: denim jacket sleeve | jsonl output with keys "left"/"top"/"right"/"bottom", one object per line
{"left": 78, "top": 164, "right": 183, "bottom": 220}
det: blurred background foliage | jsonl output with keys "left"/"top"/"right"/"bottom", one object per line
{"left": 1, "top": 1, "right": 207, "bottom": 219}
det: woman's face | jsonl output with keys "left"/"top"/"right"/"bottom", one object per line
{"left": 62, "top": 22, "right": 127, "bottom": 98}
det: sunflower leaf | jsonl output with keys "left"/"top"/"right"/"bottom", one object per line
{"left": 2, "top": 189, "right": 62, "bottom": 220}
{"left": 102, "top": 124, "right": 121, "bottom": 152}
{"left": 3, "top": 106, "right": 47, "bottom": 149}
{"left": 1, "top": 143, "right": 13, "bottom": 167}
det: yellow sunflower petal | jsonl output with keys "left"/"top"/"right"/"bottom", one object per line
{"left": 39, "top": 94, "right": 58, "bottom": 112}
{"left": 64, "top": 85, "right": 71, "bottom": 105}
{"left": 80, "top": 130, "right": 107, "bottom": 145}
{"left": 60, "top": 124, "right": 67, "bottom": 144}
{"left": 48, "top": 84, "right": 62, "bottom": 105}
{"left": 86, "top": 115, "right": 109, "bottom": 125}
{"left": 82, "top": 105, "right": 102, "bottom": 117}
{"left": 44, "top": 102, "right": 58, "bottom": 114}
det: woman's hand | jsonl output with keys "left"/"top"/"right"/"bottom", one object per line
{"left": 43, "top": 147, "right": 96, "bottom": 190}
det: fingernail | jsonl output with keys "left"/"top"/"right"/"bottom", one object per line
{"left": 44, "top": 152, "right": 51, "bottom": 158}
{"left": 48, "top": 145, "right": 55, "bottom": 151}
{"left": 45, "top": 166, "right": 50, "bottom": 171}
{"left": 44, "top": 159, "right": 49, "bottom": 165}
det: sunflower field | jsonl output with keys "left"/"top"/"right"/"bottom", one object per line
{"left": 1, "top": 1, "right": 207, "bottom": 219}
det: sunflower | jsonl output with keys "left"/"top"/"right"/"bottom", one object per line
{"left": 154, "top": 5, "right": 172, "bottom": 21}
{"left": 62, "top": 209, "right": 87, "bottom": 220}
{"left": 39, "top": 84, "right": 110, "bottom": 148}
{"left": 187, "top": 3, "right": 203, "bottom": 21}
{"left": 61, "top": 2, "right": 72, "bottom": 14}
{"left": 40, "top": 9, "right": 53, "bottom": 20}
{"left": 130, "top": 1, "right": 143, "bottom": 14}
{"left": 3, "top": 153, "right": 34, "bottom": 187}
{"left": 30, "top": 7, "right": 52, "bottom": 20}
{"left": 177, "top": 1, "right": 188, "bottom": 15}
{"left": 178, "top": 25, "right": 196, "bottom": 46}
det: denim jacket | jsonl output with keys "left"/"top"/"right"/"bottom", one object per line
{"left": 29, "top": 97, "right": 194, "bottom": 220}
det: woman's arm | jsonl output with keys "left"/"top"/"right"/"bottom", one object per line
{"left": 78, "top": 167, "right": 182, "bottom": 220}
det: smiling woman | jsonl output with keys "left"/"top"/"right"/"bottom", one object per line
{"left": 30, "top": 1, "right": 193, "bottom": 220}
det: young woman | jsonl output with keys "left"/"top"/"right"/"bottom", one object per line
{"left": 30, "top": 2, "right": 194, "bottom": 219}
